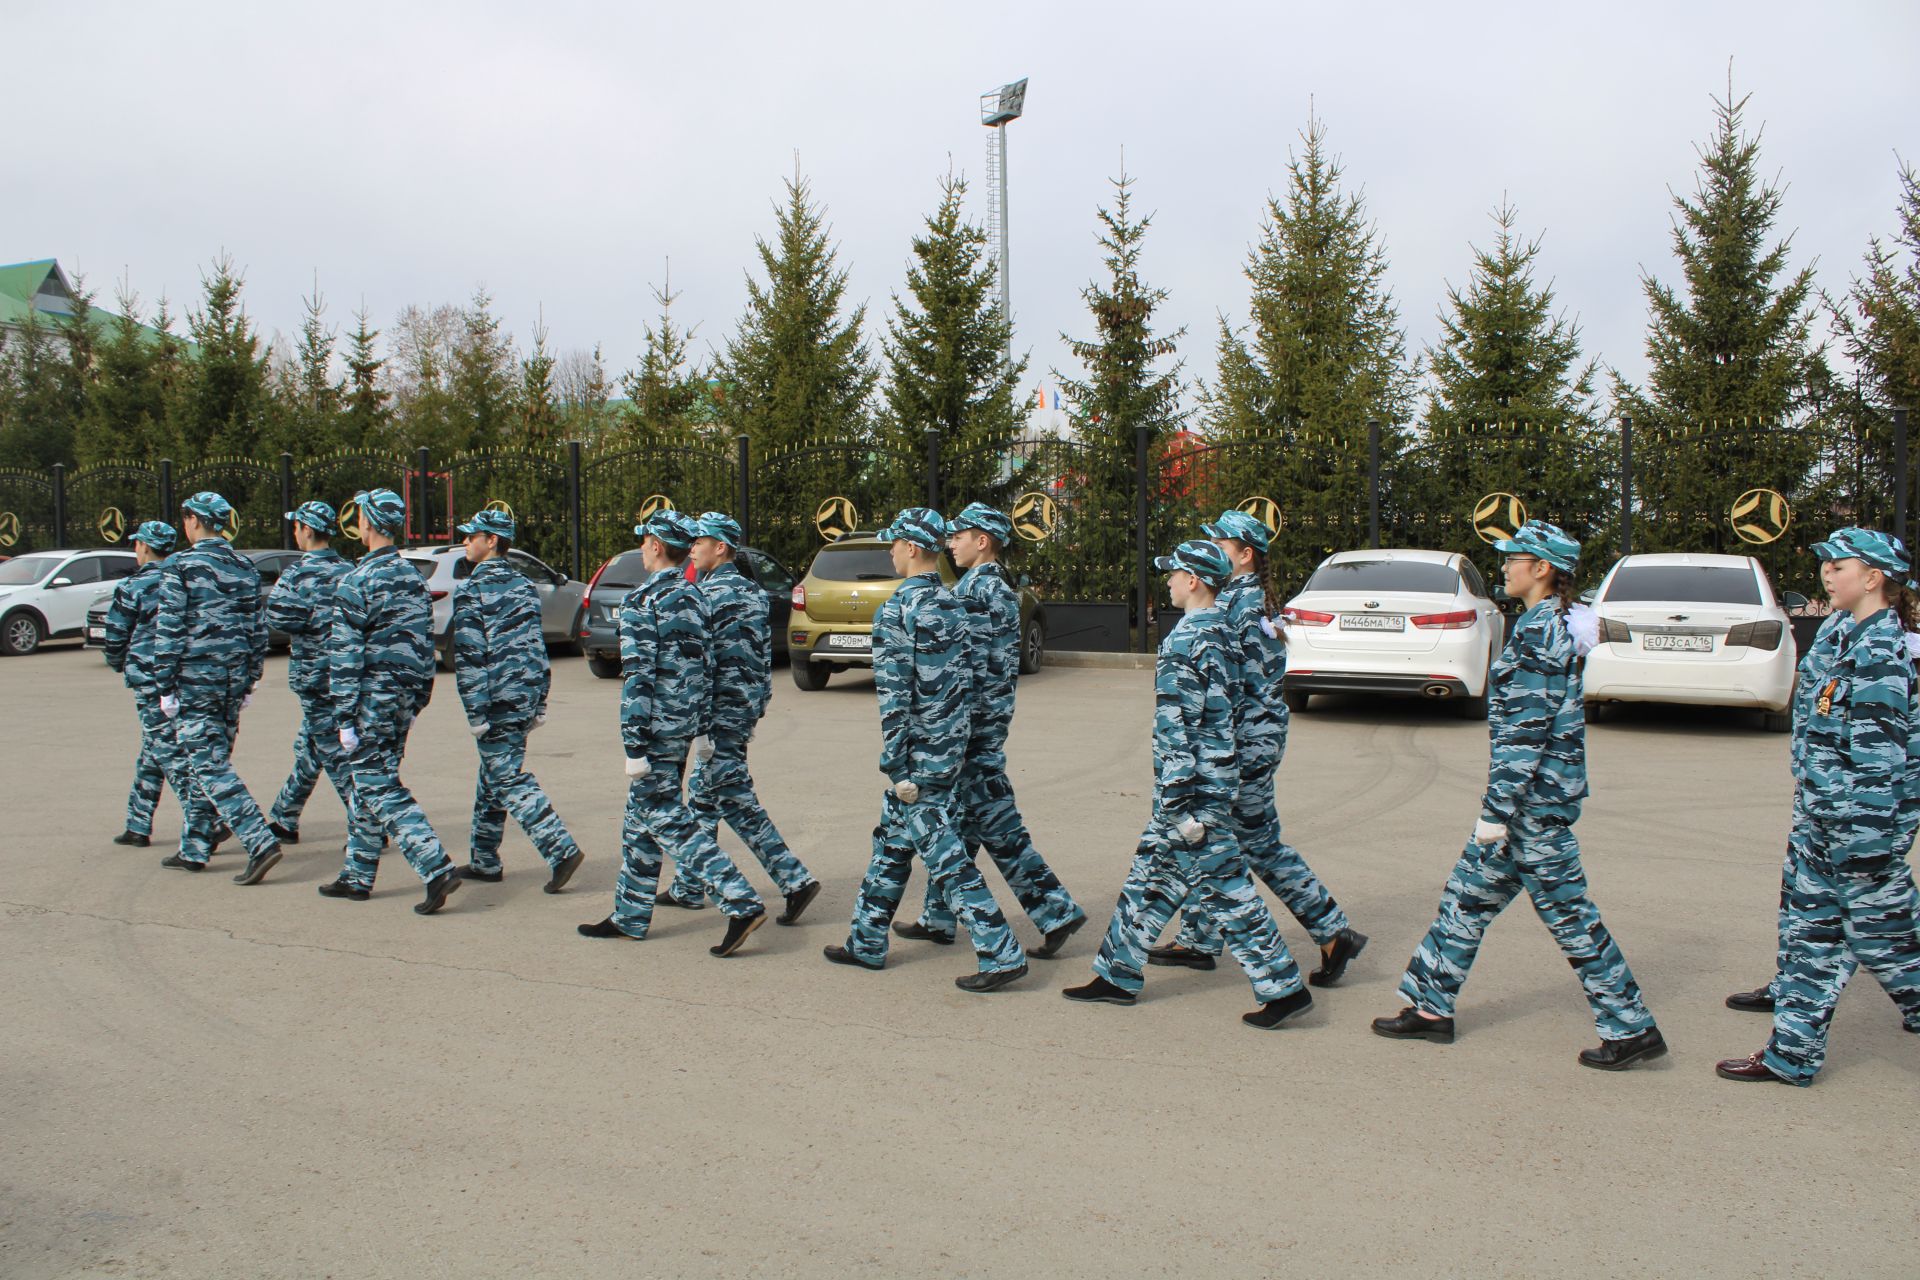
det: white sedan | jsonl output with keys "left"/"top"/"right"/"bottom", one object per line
{"left": 1281, "top": 548, "right": 1505, "bottom": 715}
{"left": 1582, "top": 553, "right": 1797, "bottom": 730}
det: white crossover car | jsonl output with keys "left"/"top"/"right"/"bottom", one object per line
{"left": 0, "top": 547, "right": 140, "bottom": 655}
{"left": 1582, "top": 553, "right": 1796, "bottom": 729}
{"left": 1281, "top": 548, "right": 1505, "bottom": 715}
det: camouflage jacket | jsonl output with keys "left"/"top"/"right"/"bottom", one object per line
{"left": 329, "top": 545, "right": 436, "bottom": 739}
{"left": 1789, "top": 611, "right": 1855, "bottom": 780}
{"left": 452, "top": 557, "right": 551, "bottom": 732}
{"left": 874, "top": 571, "right": 972, "bottom": 789}
{"left": 151, "top": 536, "right": 267, "bottom": 710}
{"left": 1480, "top": 600, "right": 1588, "bottom": 825}
{"left": 1219, "top": 573, "right": 1288, "bottom": 766}
{"left": 266, "top": 547, "right": 350, "bottom": 695}
{"left": 102, "top": 561, "right": 165, "bottom": 692}
{"left": 1797, "top": 607, "right": 1920, "bottom": 857}
{"left": 954, "top": 560, "right": 1020, "bottom": 753}
{"left": 698, "top": 561, "right": 772, "bottom": 738}
{"left": 1153, "top": 606, "right": 1239, "bottom": 830}
{"left": 619, "top": 566, "right": 712, "bottom": 758}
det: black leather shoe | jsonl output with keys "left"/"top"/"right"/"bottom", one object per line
{"left": 577, "top": 917, "right": 633, "bottom": 939}
{"left": 657, "top": 886, "right": 708, "bottom": 910}
{"left": 1725, "top": 986, "right": 1775, "bottom": 1013}
{"left": 458, "top": 865, "right": 505, "bottom": 883}
{"left": 1145, "top": 943, "right": 1216, "bottom": 970}
{"left": 1243, "top": 987, "right": 1314, "bottom": 1030}
{"left": 159, "top": 855, "right": 205, "bottom": 872}
{"left": 777, "top": 880, "right": 822, "bottom": 925}
{"left": 543, "top": 851, "right": 584, "bottom": 894}
{"left": 1371, "top": 1006, "right": 1455, "bottom": 1043}
{"left": 710, "top": 910, "right": 767, "bottom": 957}
{"left": 1061, "top": 977, "right": 1136, "bottom": 1005}
{"left": 1716, "top": 1051, "right": 1789, "bottom": 1083}
{"left": 1308, "top": 928, "right": 1369, "bottom": 987}
{"left": 415, "top": 869, "right": 459, "bottom": 915}
{"left": 1578, "top": 1028, "right": 1668, "bottom": 1071}
{"left": 113, "top": 830, "right": 150, "bottom": 847}
{"left": 210, "top": 825, "right": 232, "bottom": 850}
{"left": 955, "top": 963, "right": 1027, "bottom": 993}
{"left": 267, "top": 822, "right": 300, "bottom": 844}
{"left": 231, "top": 842, "right": 283, "bottom": 885}
{"left": 893, "top": 920, "right": 955, "bottom": 945}
{"left": 823, "top": 943, "right": 884, "bottom": 971}
{"left": 316, "top": 878, "right": 369, "bottom": 900}
{"left": 1031, "top": 915, "right": 1086, "bottom": 959}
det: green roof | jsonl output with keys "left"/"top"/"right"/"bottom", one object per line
{"left": 0, "top": 258, "right": 178, "bottom": 347}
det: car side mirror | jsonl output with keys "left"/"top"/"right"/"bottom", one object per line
{"left": 1782, "top": 590, "right": 1809, "bottom": 611}
{"left": 50, "top": 576, "right": 73, "bottom": 588}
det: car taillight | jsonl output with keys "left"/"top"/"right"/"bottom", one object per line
{"left": 792, "top": 584, "right": 807, "bottom": 612}
{"left": 1724, "top": 620, "right": 1783, "bottom": 650}
{"left": 1599, "top": 618, "right": 1633, "bottom": 644}
{"left": 1410, "top": 609, "right": 1476, "bottom": 630}
{"left": 430, "top": 589, "right": 448, "bottom": 600}
{"left": 1284, "top": 608, "right": 1333, "bottom": 626}
{"left": 581, "top": 558, "right": 612, "bottom": 615}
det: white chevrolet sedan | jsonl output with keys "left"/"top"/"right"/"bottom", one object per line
{"left": 1281, "top": 548, "right": 1505, "bottom": 715}
{"left": 1582, "top": 553, "right": 1797, "bottom": 729}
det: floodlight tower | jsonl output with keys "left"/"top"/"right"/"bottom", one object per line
{"left": 980, "top": 77, "right": 1027, "bottom": 367}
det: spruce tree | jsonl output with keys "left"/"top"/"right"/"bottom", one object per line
{"left": 0, "top": 311, "right": 74, "bottom": 470}
{"left": 179, "top": 255, "right": 269, "bottom": 464}
{"left": 620, "top": 281, "right": 708, "bottom": 442}
{"left": 519, "top": 318, "right": 560, "bottom": 447}
{"left": 341, "top": 306, "right": 392, "bottom": 450}
{"left": 451, "top": 288, "right": 518, "bottom": 454}
{"left": 76, "top": 283, "right": 168, "bottom": 467}
{"left": 264, "top": 283, "right": 342, "bottom": 461}
{"left": 1828, "top": 162, "right": 1920, "bottom": 421}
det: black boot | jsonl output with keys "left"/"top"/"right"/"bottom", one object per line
{"left": 893, "top": 920, "right": 955, "bottom": 945}
{"left": 231, "top": 841, "right": 283, "bottom": 885}
{"left": 777, "top": 880, "right": 822, "bottom": 925}
{"left": 1724, "top": 986, "right": 1775, "bottom": 1013}
{"left": 159, "top": 854, "right": 205, "bottom": 872}
{"left": 113, "top": 830, "right": 150, "bottom": 847}
{"left": 1031, "top": 915, "right": 1086, "bottom": 960}
{"left": 267, "top": 822, "right": 300, "bottom": 844}
{"left": 1061, "top": 976, "right": 1136, "bottom": 1005}
{"left": 415, "top": 869, "right": 460, "bottom": 915}
{"left": 209, "top": 824, "right": 232, "bottom": 850}
{"left": 543, "top": 851, "right": 584, "bottom": 894}
{"left": 317, "top": 878, "right": 369, "bottom": 901}
{"left": 1307, "top": 928, "right": 1369, "bottom": 987}
{"left": 822, "top": 944, "right": 884, "bottom": 971}
{"left": 955, "top": 963, "right": 1027, "bottom": 993}
{"left": 656, "top": 886, "right": 708, "bottom": 910}
{"left": 1578, "top": 1027, "right": 1668, "bottom": 1071}
{"left": 458, "top": 865, "right": 504, "bottom": 883}
{"left": 710, "top": 910, "right": 767, "bottom": 957}
{"left": 1145, "top": 943, "right": 1216, "bottom": 970}
{"left": 1242, "top": 987, "right": 1314, "bottom": 1030}
{"left": 577, "top": 917, "right": 634, "bottom": 939}
{"left": 1371, "top": 1006, "right": 1455, "bottom": 1043}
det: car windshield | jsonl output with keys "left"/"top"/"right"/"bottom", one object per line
{"left": 810, "top": 546, "right": 899, "bottom": 582}
{"left": 1603, "top": 564, "right": 1760, "bottom": 605}
{"left": 0, "top": 554, "right": 63, "bottom": 586}
{"left": 1303, "top": 559, "right": 1460, "bottom": 594}
{"left": 593, "top": 550, "right": 649, "bottom": 591}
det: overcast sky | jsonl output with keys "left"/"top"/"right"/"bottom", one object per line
{"left": 13, "top": 1, "right": 1917, "bottom": 421}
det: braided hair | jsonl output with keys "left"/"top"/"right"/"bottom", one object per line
{"left": 1887, "top": 581, "right": 1920, "bottom": 633}
{"left": 1550, "top": 567, "right": 1575, "bottom": 614}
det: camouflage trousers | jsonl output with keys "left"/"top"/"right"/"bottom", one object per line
{"left": 128, "top": 693, "right": 208, "bottom": 845}
{"left": 845, "top": 786, "right": 1025, "bottom": 973}
{"left": 336, "top": 728, "right": 453, "bottom": 891}
{"left": 1170, "top": 760, "right": 1350, "bottom": 954}
{"left": 613, "top": 749, "right": 764, "bottom": 938}
{"left": 912, "top": 756, "right": 1083, "bottom": 940}
{"left": 469, "top": 727, "right": 581, "bottom": 875}
{"left": 1762, "top": 798, "right": 1920, "bottom": 1085}
{"left": 1397, "top": 815, "right": 1657, "bottom": 1041}
{"left": 173, "top": 703, "right": 277, "bottom": 863}
{"left": 669, "top": 730, "right": 812, "bottom": 897}
{"left": 271, "top": 690, "right": 354, "bottom": 834}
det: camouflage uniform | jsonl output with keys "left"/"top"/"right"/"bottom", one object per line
{"left": 151, "top": 495, "right": 276, "bottom": 865}
{"left": 329, "top": 529, "right": 453, "bottom": 892}
{"left": 452, "top": 517, "right": 583, "bottom": 877}
{"left": 1090, "top": 548, "right": 1304, "bottom": 1002}
{"left": 610, "top": 520, "right": 765, "bottom": 938}
{"left": 1395, "top": 598, "right": 1658, "bottom": 1041}
{"left": 841, "top": 509, "right": 1025, "bottom": 973}
{"left": 103, "top": 524, "right": 189, "bottom": 838}
{"left": 267, "top": 503, "right": 354, "bottom": 836}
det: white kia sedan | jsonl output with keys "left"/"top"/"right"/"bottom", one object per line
{"left": 1281, "top": 548, "right": 1505, "bottom": 715}
{"left": 1582, "top": 553, "right": 1796, "bottom": 728}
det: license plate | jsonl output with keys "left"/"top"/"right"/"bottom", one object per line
{"left": 825, "top": 633, "right": 872, "bottom": 651}
{"left": 87, "top": 626, "right": 105, "bottom": 641}
{"left": 1339, "top": 613, "right": 1405, "bottom": 632}
{"left": 1643, "top": 634, "right": 1713, "bottom": 653}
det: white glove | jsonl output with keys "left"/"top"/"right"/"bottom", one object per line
{"left": 240, "top": 692, "right": 254, "bottom": 712}
{"left": 468, "top": 720, "right": 490, "bottom": 739}
{"left": 624, "top": 755, "right": 652, "bottom": 780}
{"left": 1566, "top": 604, "right": 1601, "bottom": 657}
{"left": 338, "top": 726, "right": 360, "bottom": 754}
{"left": 892, "top": 779, "right": 920, "bottom": 804}
{"left": 159, "top": 694, "right": 180, "bottom": 719}
{"left": 1472, "top": 818, "right": 1508, "bottom": 846}
{"left": 533, "top": 712, "right": 548, "bottom": 731}
{"left": 1176, "top": 818, "right": 1206, "bottom": 846}
{"left": 694, "top": 736, "right": 716, "bottom": 762}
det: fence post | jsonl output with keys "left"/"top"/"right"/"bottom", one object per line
{"left": 414, "top": 445, "right": 432, "bottom": 543}
{"left": 924, "top": 428, "right": 941, "bottom": 510}
{"left": 51, "top": 463, "right": 67, "bottom": 548}
{"left": 1895, "top": 407, "right": 1910, "bottom": 552}
{"left": 1135, "top": 425, "right": 1151, "bottom": 653}
{"left": 567, "top": 440, "right": 584, "bottom": 580}
{"left": 159, "top": 459, "right": 174, "bottom": 523}
{"left": 735, "top": 432, "right": 751, "bottom": 545}
{"left": 1619, "top": 416, "right": 1633, "bottom": 557}
{"left": 1367, "top": 419, "right": 1381, "bottom": 549}
{"left": 279, "top": 452, "right": 295, "bottom": 549}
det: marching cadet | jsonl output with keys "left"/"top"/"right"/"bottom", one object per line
{"left": 319, "top": 488, "right": 461, "bottom": 914}
{"left": 1373, "top": 520, "right": 1666, "bottom": 1069}
{"left": 1063, "top": 539, "right": 1311, "bottom": 1028}
{"left": 103, "top": 520, "right": 181, "bottom": 847}
{"left": 822, "top": 507, "right": 1029, "bottom": 993}
{"left": 264, "top": 501, "right": 353, "bottom": 845}
{"left": 449, "top": 507, "right": 585, "bottom": 892}
{"left": 579, "top": 510, "right": 767, "bottom": 954}
{"left": 893, "top": 501, "right": 1084, "bottom": 956}
{"left": 1717, "top": 528, "right": 1920, "bottom": 1085}
{"left": 1143, "top": 509, "right": 1367, "bottom": 983}
{"left": 151, "top": 491, "right": 283, "bottom": 885}
{"left": 659, "top": 510, "right": 821, "bottom": 923}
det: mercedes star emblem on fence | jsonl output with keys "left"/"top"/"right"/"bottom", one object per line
{"left": 1472, "top": 492, "right": 1527, "bottom": 544}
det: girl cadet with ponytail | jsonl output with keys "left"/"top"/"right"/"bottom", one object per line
{"left": 1141, "top": 508, "right": 1368, "bottom": 985}
{"left": 1373, "top": 519, "right": 1667, "bottom": 1071}
{"left": 1717, "top": 527, "right": 1920, "bottom": 1085}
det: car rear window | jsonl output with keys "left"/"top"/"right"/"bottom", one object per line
{"left": 1304, "top": 559, "right": 1461, "bottom": 594}
{"left": 593, "top": 550, "right": 649, "bottom": 591}
{"left": 403, "top": 556, "right": 438, "bottom": 579}
{"left": 810, "top": 547, "right": 900, "bottom": 582}
{"left": 1603, "top": 564, "right": 1760, "bottom": 605}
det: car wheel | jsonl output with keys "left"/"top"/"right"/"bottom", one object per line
{"left": 436, "top": 639, "right": 454, "bottom": 672}
{"left": 588, "top": 654, "right": 621, "bottom": 679}
{"left": 1585, "top": 699, "right": 1612, "bottom": 724}
{"left": 1019, "top": 619, "right": 1045, "bottom": 674}
{"left": 1, "top": 610, "right": 42, "bottom": 656}
{"left": 1454, "top": 694, "right": 1488, "bottom": 720}
{"left": 1283, "top": 686, "right": 1310, "bottom": 713}
{"left": 792, "top": 659, "right": 831, "bottom": 691}
{"left": 1760, "top": 709, "right": 1791, "bottom": 733}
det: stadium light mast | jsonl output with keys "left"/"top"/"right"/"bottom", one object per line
{"left": 980, "top": 77, "right": 1027, "bottom": 368}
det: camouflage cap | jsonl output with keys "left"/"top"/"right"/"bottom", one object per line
{"left": 1812, "top": 526, "right": 1918, "bottom": 588}
{"left": 695, "top": 510, "right": 743, "bottom": 548}
{"left": 1201, "top": 508, "right": 1272, "bottom": 555}
{"left": 352, "top": 488, "right": 407, "bottom": 536}
{"left": 457, "top": 508, "right": 515, "bottom": 540}
{"left": 1154, "top": 538, "right": 1233, "bottom": 590}
{"left": 638, "top": 509, "right": 699, "bottom": 550}
{"left": 1493, "top": 518, "right": 1580, "bottom": 574}
{"left": 285, "top": 500, "right": 338, "bottom": 537}
{"left": 945, "top": 501, "right": 1013, "bottom": 545}
{"left": 876, "top": 507, "right": 947, "bottom": 553}
{"left": 181, "top": 491, "right": 233, "bottom": 526}
{"left": 131, "top": 519, "right": 177, "bottom": 553}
